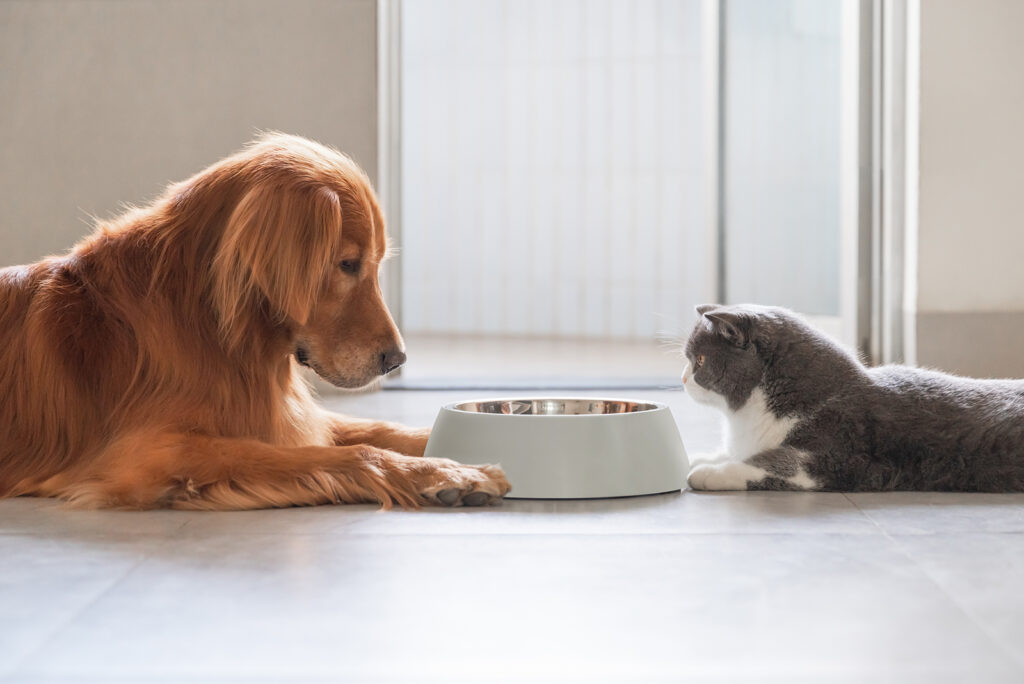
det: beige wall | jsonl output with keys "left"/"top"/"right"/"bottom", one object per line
{"left": 0, "top": 0, "right": 378, "bottom": 267}
{"left": 914, "top": 0, "right": 1024, "bottom": 376}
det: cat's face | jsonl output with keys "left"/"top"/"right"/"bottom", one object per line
{"left": 682, "top": 304, "right": 769, "bottom": 412}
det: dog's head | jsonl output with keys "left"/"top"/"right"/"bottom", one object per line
{"left": 208, "top": 133, "right": 404, "bottom": 389}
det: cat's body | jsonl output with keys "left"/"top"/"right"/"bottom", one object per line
{"left": 683, "top": 304, "right": 1024, "bottom": 492}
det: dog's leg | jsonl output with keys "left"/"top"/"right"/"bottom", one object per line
{"left": 56, "top": 431, "right": 506, "bottom": 510}
{"left": 326, "top": 414, "right": 430, "bottom": 456}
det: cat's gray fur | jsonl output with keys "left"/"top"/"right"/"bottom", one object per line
{"left": 683, "top": 303, "right": 1024, "bottom": 492}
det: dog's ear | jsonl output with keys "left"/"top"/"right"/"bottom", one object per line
{"left": 212, "top": 183, "right": 341, "bottom": 343}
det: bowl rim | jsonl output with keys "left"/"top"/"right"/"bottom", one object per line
{"left": 441, "top": 396, "right": 669, "bottom": 417}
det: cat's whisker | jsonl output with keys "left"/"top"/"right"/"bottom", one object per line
{"left": 654, "top": 332, "right": 686, "bottom": 355}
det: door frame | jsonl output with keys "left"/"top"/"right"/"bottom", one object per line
{"left": 378, "top": 0, "right": 404, "bottom": 329}
{"left": 841, "top": 0, "right": 915, "bottom": 364}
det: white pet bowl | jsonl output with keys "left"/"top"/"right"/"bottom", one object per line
{"left": 423, "top": 398, "right": 690, "bottom": 499}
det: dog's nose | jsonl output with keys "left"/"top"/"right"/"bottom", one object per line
{"left": 380, "top": 348, "right": 407, "bottom": 375}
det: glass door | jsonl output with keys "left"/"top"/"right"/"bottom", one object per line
{"left": 387, "top": 0, "right": 861, "bottom": 387}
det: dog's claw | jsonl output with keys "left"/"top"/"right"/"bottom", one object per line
{"left": 436, "top": 488, "right": 461, "bottom": 506}
{"left": 462, "top": 491, "right": 491, "bottom": 507}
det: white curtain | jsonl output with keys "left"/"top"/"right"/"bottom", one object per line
{"left": 401, "top": 0, "right": 712, "bottom": 339}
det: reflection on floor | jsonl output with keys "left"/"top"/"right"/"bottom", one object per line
{"left": 2, "top": 389, "right": 1024, "bottom": 683}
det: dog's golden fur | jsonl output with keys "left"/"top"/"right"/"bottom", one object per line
{"left": 0, "top": 133, "right": 509, "bottom": 510}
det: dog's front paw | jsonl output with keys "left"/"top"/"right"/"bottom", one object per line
{"left": 418, "top": 459, "right": 511, "bottom": 507}
{"left": 688, "top": 462, "right": 759, "bottom": 491}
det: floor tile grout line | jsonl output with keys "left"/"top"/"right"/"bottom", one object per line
{"left": 171, "top": 517, "right": 197, "bottom": 537}
{"left": 5, "top": 560, "right": 147, "bottom": 678}
{"left": 841, "top": 492, "right": 890, "bottom": 534}
{"left": 880, "top": 528, "right": 1024, "bottom": 674}
{"left": 4, "top": 523, "right": 191, "bottom": 679}
{"left": 168, "top": 530, "right": 889, "bottom": 540}
{"left": 838, "top": 492, "right": 1024, "bottom": 669}
{"left": 167, "top": 527, "right": 1024, "bottom": 538}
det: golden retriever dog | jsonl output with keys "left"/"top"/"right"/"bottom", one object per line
{"left": 0, "top": 133, "right": 509, "bottom": 510}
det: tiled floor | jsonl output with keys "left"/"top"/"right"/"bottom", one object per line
{"left": 2, "top": 390, "right": 1024, "bottom": 683}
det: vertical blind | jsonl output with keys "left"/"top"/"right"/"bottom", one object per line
{"left": 401, "top": 0, "right": 712, "bottom": 340}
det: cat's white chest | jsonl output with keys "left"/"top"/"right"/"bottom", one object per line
{"left": 723, "top": 388, "right": 798, "bottom": 459}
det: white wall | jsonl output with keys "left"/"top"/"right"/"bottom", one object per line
{"left": 0, "top": 0, "right": 378, "bottom": 268}
{"left": 913, "top": 0, "right": 1024, "bottom": 376}
{"left": 917, "top": 0, "right": 1024, "bottom": 313}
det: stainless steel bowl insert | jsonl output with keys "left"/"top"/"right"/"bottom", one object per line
{"left": 452, "top": 399, "right": 659, "bottom": 416}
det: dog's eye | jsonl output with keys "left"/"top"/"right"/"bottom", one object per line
{"left": 338, "top": 259, "right": 361, "bottom": 275}
{"left": 695, "top": 354, "right": 706, "bottom": 367}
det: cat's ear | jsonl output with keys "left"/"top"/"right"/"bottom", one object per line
{"left": 705, "top": 311, "right": 752, "bottom": 347}
{"left": 695, "top": 304, "right": 721, "bottom": 316}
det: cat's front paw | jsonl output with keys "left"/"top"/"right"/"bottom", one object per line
{"left": 688, "top": 462, "right": 760, "bottom": 491}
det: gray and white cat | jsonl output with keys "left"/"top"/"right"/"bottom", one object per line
{"left": 682, "top": 303, "right": 1024, "bottom": 492}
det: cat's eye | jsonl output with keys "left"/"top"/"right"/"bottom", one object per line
{"left": 695, "top": 354, "right": 706, "bottom": 367}
{"left": 338, "top": 259, "right": 361, "bottom": 275}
